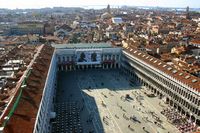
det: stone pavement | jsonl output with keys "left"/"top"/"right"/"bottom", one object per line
{"left": 56, "top": 69, "right": 180, "bottom": 133}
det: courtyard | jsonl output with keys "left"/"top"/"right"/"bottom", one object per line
{"left": 53, "top": 69, "right": 180, "bottom": 133}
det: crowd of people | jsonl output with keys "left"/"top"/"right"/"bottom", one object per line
{"left": 80, "top": 73, "right": 195, "bottom": 133}
{"left": 100, "top": 89, "right": 152, "bottom": 132}
{"left": 161, "top": 107, "right": 197, "bottom": 133}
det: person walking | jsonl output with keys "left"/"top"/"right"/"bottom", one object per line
{"left": 103, "top": 116, "right": 105, "bottom": 121}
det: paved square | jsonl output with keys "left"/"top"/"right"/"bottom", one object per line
{"left": 56, "top": 69, "right": 180, "bottom": 133}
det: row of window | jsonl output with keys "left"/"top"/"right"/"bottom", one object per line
{"left": 35, "top": 56, "right": 57, "bottom": 133}
{"left": 122, "top": 62, "right": 200, "bottom": 117}
{"left": 123, "top": 54, "right": 200, "bottom": 105}
{"left": 122, "top": 54, "right": 200, "bottom": 116}
{"left": 57, "top": 54, "right": 120, "bottom": 62}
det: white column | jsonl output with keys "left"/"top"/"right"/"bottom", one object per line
{"left": 70, "top": 56, "right": 72, "bottom": 61}
{"left": 66, "top": 65, "right": 68, "bottom": 71}
{"left": 189, "top": 114, "right": 192, "bottom": 121}
{"left": 61, "top": 65, "right": 64, "bottom": 71}
{"left": 70, "top": 65, "right": 72, "bottom": 71}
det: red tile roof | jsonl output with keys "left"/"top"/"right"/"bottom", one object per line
{"left": 123, "top": 46, "right": 200, "bottom": 92}
{"left": 1, "top": 45, "right": 54, "bottom": 133}
{"left": 191, "top": 40, "right": 200, "bottom": 45}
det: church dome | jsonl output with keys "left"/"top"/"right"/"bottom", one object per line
{"left": 101, "top": 12, "right": 112, "bottom": 20}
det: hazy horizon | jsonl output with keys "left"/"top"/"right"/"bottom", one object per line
{"left": 0, "top": 0, "right": 199, "bottom": 9}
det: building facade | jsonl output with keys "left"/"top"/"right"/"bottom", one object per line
{"left": 122, "top": 46, "right": 200, "bottom": 125}
{"left": 54, "top": 43, "right": 121, "bottom": 71}
{"left": 9, "top": 22, "right": 44, "bottom": 35}
{"left": 33, "top": 51, "right": 57, "bottom": 133}
{"left": 33, "top": 43, "right": 200, "bottom": 133}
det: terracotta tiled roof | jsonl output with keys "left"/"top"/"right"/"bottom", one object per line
{"left": 31, "top": 69, "right": 43, "bottom": 78}
{"left": 123, "top": 46, "right": 200, "bottom": 92}
{"left": 2, "top": 45, "right": 54, "bottom": 133}
{"left": 191, "top": 40, "right": 200, "bottom": 45}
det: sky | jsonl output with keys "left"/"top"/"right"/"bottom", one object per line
{"left": 0, "top": 0, "right": 199, "bottom": 9}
